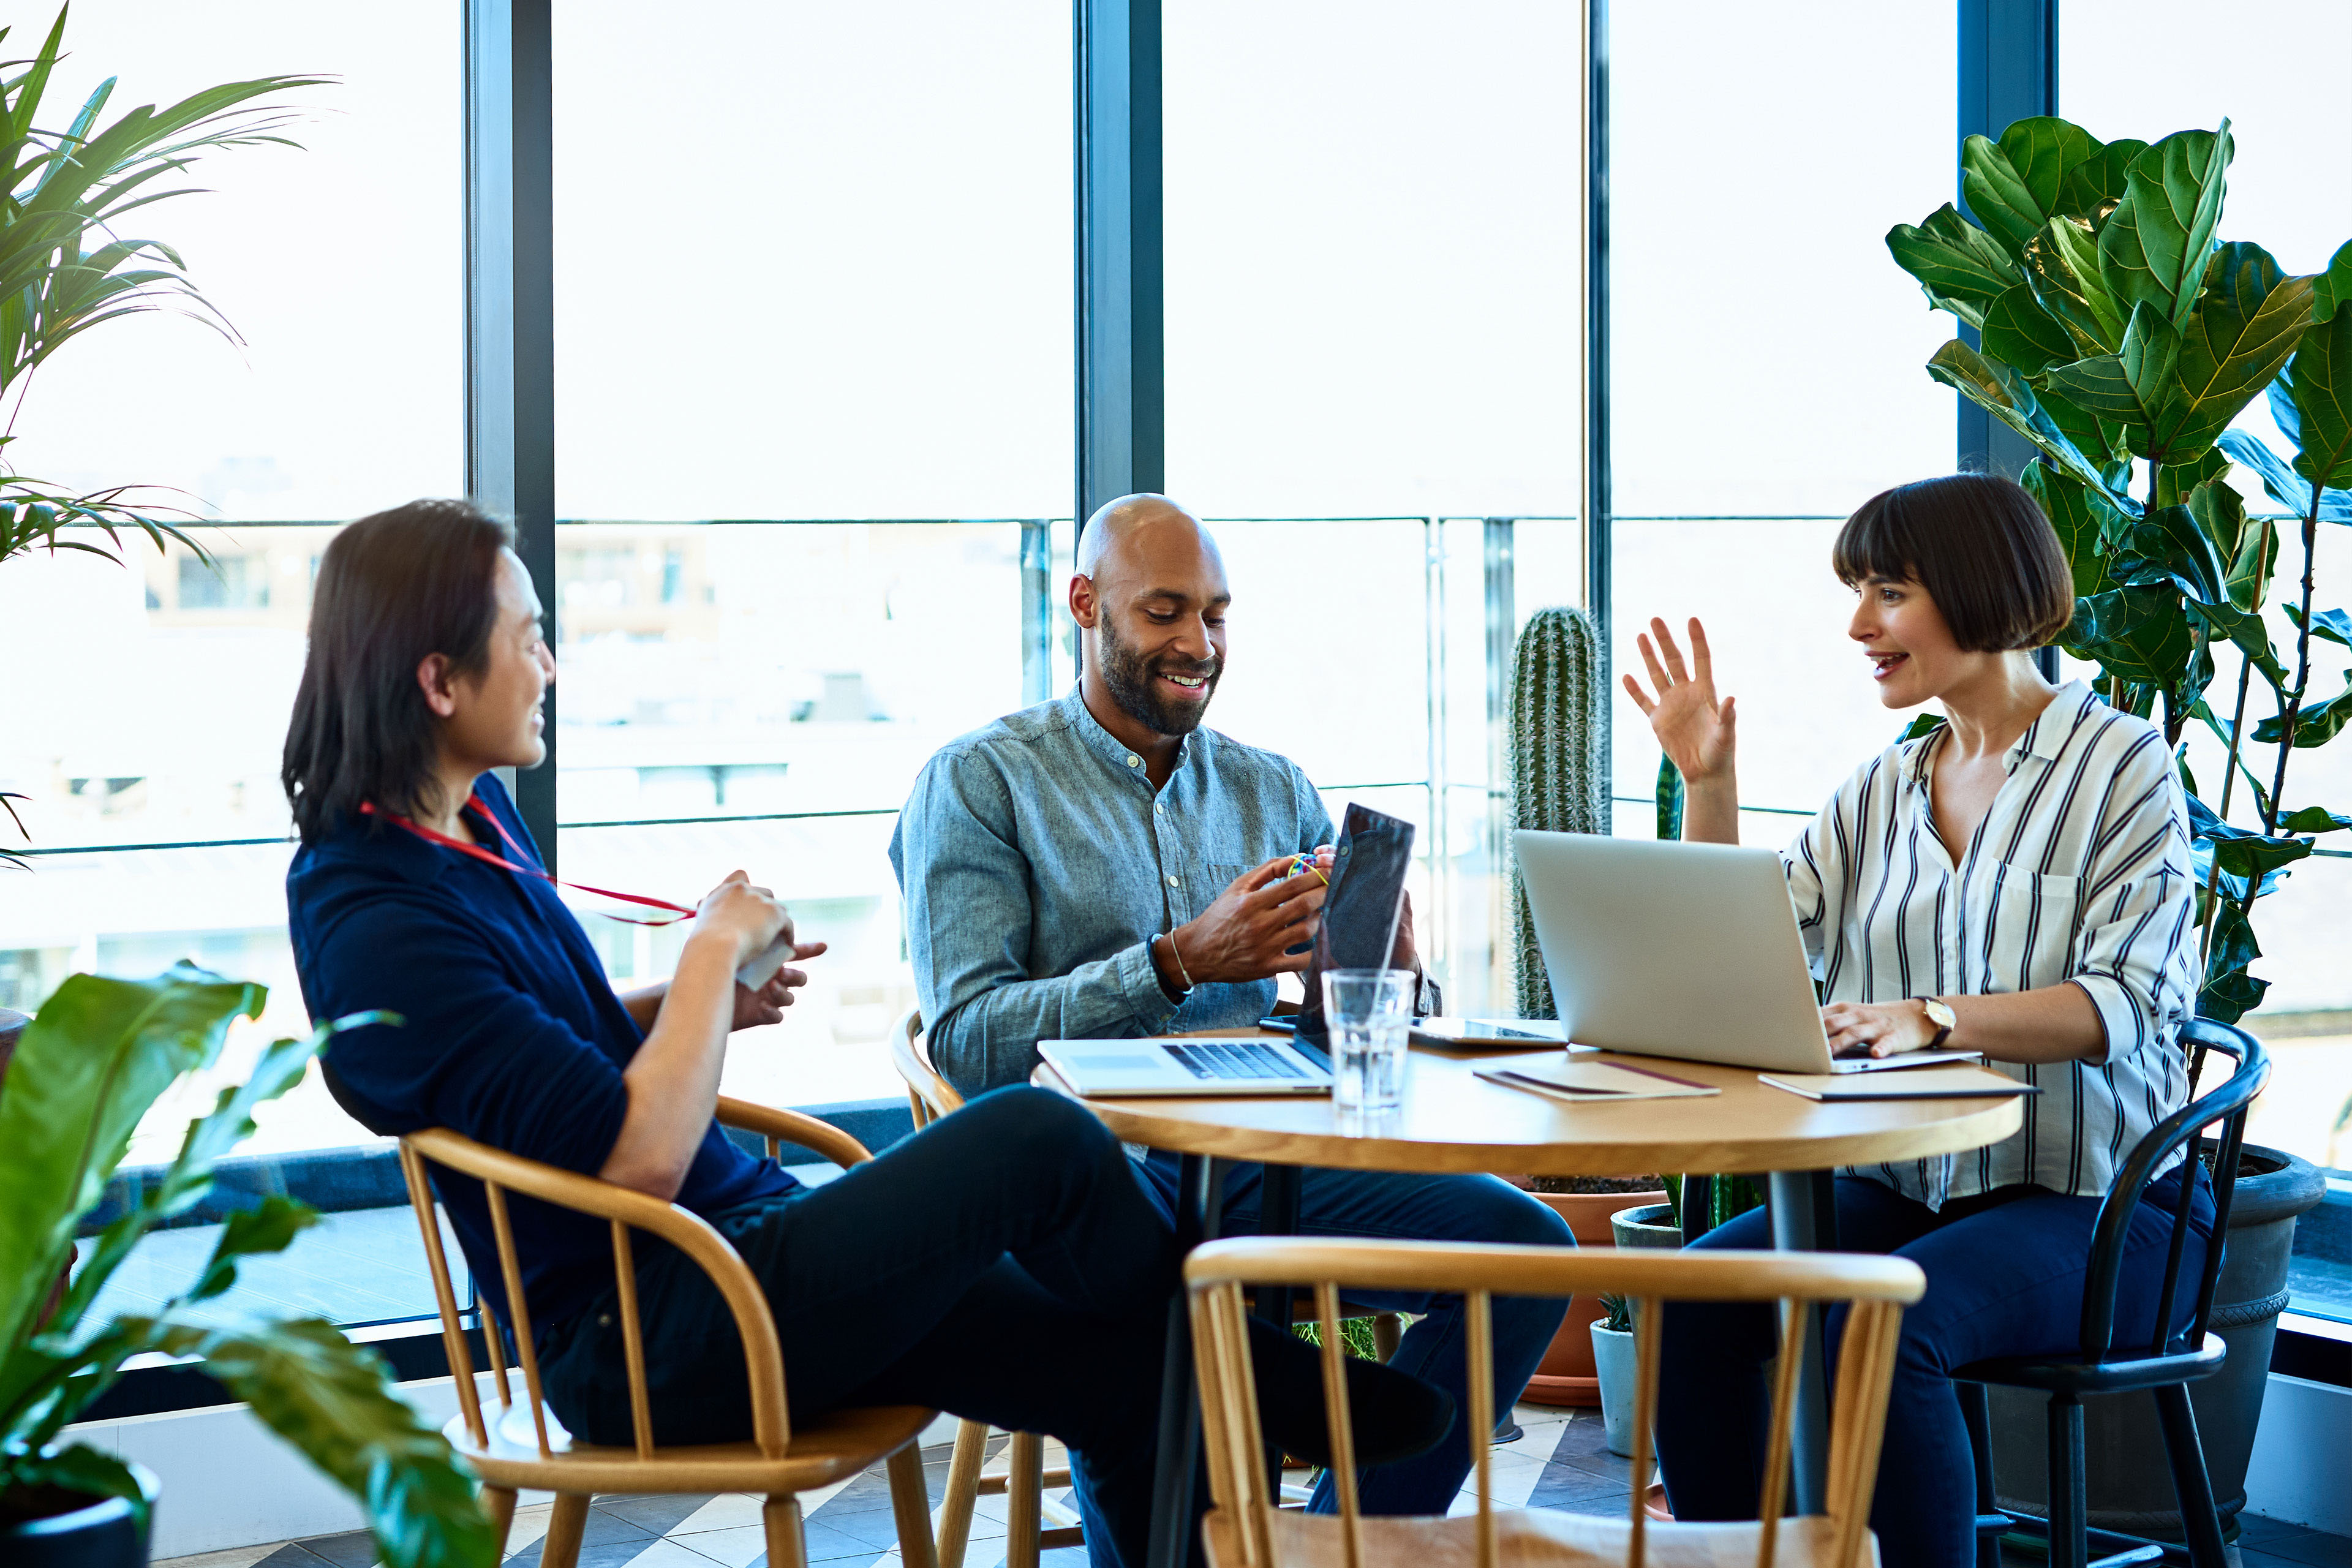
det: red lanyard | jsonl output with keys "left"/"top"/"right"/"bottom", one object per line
{"left": 361, "top": 796, "right": 697, "bottom": 926}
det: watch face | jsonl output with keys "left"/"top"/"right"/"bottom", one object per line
{"left": 1923, "top": 998, "right": 1957, "bottom": 1028}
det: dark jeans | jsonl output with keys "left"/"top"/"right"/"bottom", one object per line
{"left": 537, "top": 1087, "right": 1181, "bottom": 1568}
{"left": 1653, "top": 1169, "right": 2212, "bottom": 1568}
{"left": 1139, "top": 1152, "right": 1572, "bottom": 1515}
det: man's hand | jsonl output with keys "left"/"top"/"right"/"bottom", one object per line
{"left": 1822, "top": 998, "right": 1937, "bottom": 1059}
{"left": 733, "top": 941, "right": 829, "bottom": 1029}
{"left": 1160, "top": 853, "right": 1330, "bottom": 991}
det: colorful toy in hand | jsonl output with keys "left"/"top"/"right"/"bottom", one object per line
{"left": 1286, "top": 851, "right": 1330, "bottom": 886}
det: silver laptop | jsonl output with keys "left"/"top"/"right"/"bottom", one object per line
{"left": 1513, "top": 830, "right": 1981, "bottom": 1075}
{"left": 1038, "top": 1035, "right": 1333, "bottom": 1096}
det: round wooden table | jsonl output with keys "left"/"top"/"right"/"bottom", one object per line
{"left": 1039, "top": 1035, "right": 2024, "bottom": 1178}
{"left": 1039, "top": 1033, "right": 2026, "bottom": 1568}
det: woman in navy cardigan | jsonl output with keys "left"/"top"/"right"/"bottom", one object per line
{"left": 282, "top": 500, "right": 1447, "bottom": 1568}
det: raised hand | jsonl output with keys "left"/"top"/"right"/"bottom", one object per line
{"left": 1621, "top": 617, "right": 1738, "bottom": 785}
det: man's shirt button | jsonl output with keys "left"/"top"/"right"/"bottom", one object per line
{"left": 1167, "top": 875, "right": 1180, "bottom": 888}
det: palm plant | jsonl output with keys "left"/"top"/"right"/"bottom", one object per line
{"left": 0, "top": 965, "right": 492, "bottom": 1566}
{"left": 1883, "top": 116, "right": 2350, "bottom": 1028}
{"left": 0, "top": 5, "right": 326, "bottom": 571}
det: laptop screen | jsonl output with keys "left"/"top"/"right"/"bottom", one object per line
{"left": 1290, "top": 802, "right": 1415, "bottom": 1046}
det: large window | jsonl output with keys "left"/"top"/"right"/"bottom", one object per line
{"left": 1, "top": 6, "right": 461, "bottom": 1168}
{"left": 549, "top": 1, "right": 1075, "bottom": 1106}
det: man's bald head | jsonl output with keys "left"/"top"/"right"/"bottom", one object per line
{"left": 1076, "top": 492, "right": 1221, "bottom": 582}
{"left": 1070, "top": 493, "right": 1231, "bottom": 740}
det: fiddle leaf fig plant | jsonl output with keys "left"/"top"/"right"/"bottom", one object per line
{"left": 0, "top": 965, "right": 493, "bottom": 1567}
{"left": 1886, "top": 115, "right": 2349, "bottom": 1027}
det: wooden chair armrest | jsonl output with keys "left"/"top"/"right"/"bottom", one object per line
{"left": 891, "top": 1009, "right": 963, "bottom": 1119}
{"left": 718, "top": 1096, "right": 873, "bottom": 1169}
{"left": 402, "top": 1125, "right": 793, "bottom": 1455}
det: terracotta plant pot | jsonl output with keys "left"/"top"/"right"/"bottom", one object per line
{"left": 1518, "top": 1186, "right": 1668, "bottom": 1408}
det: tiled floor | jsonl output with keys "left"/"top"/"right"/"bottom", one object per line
{"left": 156, "top": 1402, "right": 2352, "bottom": 1568}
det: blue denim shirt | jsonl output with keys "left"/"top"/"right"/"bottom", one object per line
{"left": 889, "top": 687, "right": 1335, "bottom": 1096}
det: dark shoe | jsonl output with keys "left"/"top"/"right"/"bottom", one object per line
{"left": 1244, "top": 1316, "right": 1455, "bottom": 1468}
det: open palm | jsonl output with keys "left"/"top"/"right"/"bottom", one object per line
{"left": 1623, "top": 617, "right": 1736, "bottom": 783}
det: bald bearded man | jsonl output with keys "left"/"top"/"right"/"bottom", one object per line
{"left": 890, "top": 493, "right": 1570, "bottom": 1519}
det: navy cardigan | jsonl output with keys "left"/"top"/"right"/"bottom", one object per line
{"left": 286, "top": 774, "right": 793, "bottom": 1327}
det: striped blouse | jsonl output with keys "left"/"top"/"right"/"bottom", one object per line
{"left": 1783, "top": 680, "right": 2198, "bottom": 1207}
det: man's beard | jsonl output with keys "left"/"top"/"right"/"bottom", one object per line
{"left": 1098, "top": 614, "right": 1221, "bottom": 737}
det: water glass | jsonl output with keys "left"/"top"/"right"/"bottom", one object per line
{"left": 1324, "top": 967, "right": 1414, "bottom": 1110}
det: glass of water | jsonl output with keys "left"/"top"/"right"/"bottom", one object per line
{"left": 1323, "top": 967, "right": 1415, "bottom": 1110}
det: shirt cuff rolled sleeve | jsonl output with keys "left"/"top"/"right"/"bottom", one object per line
{"left": 1121, "top": 938, "right": 1183, "bottom": 1033}
{"left": 2068, "top": 973, "right": 2149, "bottom": 1065}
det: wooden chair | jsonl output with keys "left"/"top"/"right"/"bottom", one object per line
{"left": 892, "top": 1011, "right": 1085, "bottom": 1568}
{"left": 398, "top": 1095, "right": 941, "bottom": 1568}
{"left": 1187, "top": 1237, "right": 1927, "bottom": 1568}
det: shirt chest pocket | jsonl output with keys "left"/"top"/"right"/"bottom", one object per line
{"left": 1971, "top": 864, "right": 2081, "bottom": 992}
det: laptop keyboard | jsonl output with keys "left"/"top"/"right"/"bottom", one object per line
{"left": 1163, "top": 1042, "right": 1306, "bottom": 1081}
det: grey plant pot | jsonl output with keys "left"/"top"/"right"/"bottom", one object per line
{"left": 1986, "top": 1142, "right": 2326, "bottom": 1540}
{"left": 1611, "top": 1202, "right": 1684, "bottom": 1252}
{"left": 1591, "top": 1321, "right": 1640, "bottom": 1457}
{"left": 0, "top": 1461, "right": 158, "bottom": 1567}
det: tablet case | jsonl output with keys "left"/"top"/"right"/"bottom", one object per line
{"left": 1291, "top": 802, "right": 1416, "bottom": 1047}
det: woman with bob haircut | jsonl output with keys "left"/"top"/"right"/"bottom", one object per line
{"left": 1624, "top": 473, "right": 2203, "bottom": 1568}
{"left": 281, "top": 499, "right": 1450, "bottom": 1568}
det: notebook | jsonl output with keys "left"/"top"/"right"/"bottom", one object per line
{"left": 1476, "top": 1057, "right": 1723, "bottom": 1103}
{"left": 1758, "top": 1065, "right": 2040, "bottom": 1101}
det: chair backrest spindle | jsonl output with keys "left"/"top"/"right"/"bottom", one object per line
{"left": 482, "top": 1179, "right": 552, "bottom": 1458}
{"left": 1626, "top": 1295, "right": 1662, "bottom": 1568}
{"left": 611, "top": 1219, "right": 656, "bottom": 1458}
{"left": 1314, "top": 1284, "right": 1364, "bottom": 1568}
{"left": 398, "top": 1143, "right": 486, "bottom": 1448}
{"left": 1466, "top": 1289, "right": 1496, "bottom": 1568}
{"left": 1754, "top": 1298, "right": 1803, "bottom": 1567}
{"left": 481, "top": 1299, "right": 513, "bottom": 1409}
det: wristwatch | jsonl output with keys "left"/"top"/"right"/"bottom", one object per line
{"left": 1915, "top": 996, "right": 1957, "bottom": 1049}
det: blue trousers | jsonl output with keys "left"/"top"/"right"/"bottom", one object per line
{"left": 1653, "top": 1170, "right": 2211, "bottom": 1568}
{"left": 1139, "top": 1152, "right": 1573, "bottom": 1515}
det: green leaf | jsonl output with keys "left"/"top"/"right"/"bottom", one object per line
{"left": 2287, "top": 605, "right": 2352, "bottom": 646}
{"left": 2157, "top": 445, "right": 2230, "bottom": 509}
{"left": 188, "top": 1195, "right": 319, "bottom": 1303}
{"left": 1981, "top": 283, "right": 2078, "bottom": 374}
{"left": 2219, "top": 429, "right": 2352, "bottom": 525}
{"left": 2277, "top": 805, "right": 2352, "bottom": 833}
{"left": 1926, "top": 338, "right": 2131, "bottom": 502}
{"left": 2191, "top": 600, "right": 2290, "bottom": 692}
{"left": 2182, "top": 477, "right": 2275, "bottom": 612}
{"left": 1655, "top": 753, "right": 1683, "bottom": 842}
{"left": 2197, "top": 963, "right": 2267, "bottom": 1023}
{"left": 2057, "top": 137, "right": 2150, "bottom": 217}
{"left": 6, "top": 1442, "right": 150, "bottom": 1534}
{"left": 2022, "top": 462, "right": 2116, "bottom": 597}
{"left": 2290, "top": 309, "right": 2352, "bottom": 491}
{"left": 1962, "top": 118, "right": 2104, "bottom": 263}
{"left": 199, "top": 1318, "right": 496, "bottom": 1568}
{"left": 0, "top": 966, "right": 262, "bottom": 1362}
{"left": 1887, "top": 205, "right": 2019, "bottom": 330}
{"left": 53, "top": 1019, "right": 352, "bottom": 1336}
{"left": 2312, "top": 237, "right": 2352, "bottom": 325}
{"left": 2030, "top": 214, "right": 2128, "bottom": 354}
{"left": 1899, "top": 714, "right": 1948, "bottom": 742}
{"left": 2204, "top": 897, "right": 2260, "bottom": 979}
{"left": 2254, "top": 671, "right": 2352, "bottom": 747}
{"left": 2043, "top": 300, "right": 2185, "bottom": 458}
{"left": 2111, "top": 502, "right": 2227, "bottom": 604}
{"left": 2166, "top": 243, "right": 2314, "bottom": 458}
{"left": 2064, "top": 584, "right": 2195, "bottom": 688}
{"left": 2098, "top": 125, "right": 2233, "bottom": 332}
